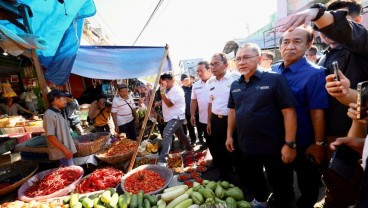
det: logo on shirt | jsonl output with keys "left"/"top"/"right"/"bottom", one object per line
{"left": 259, "top": 86, "right": 270, "bottom": 90}
{"left": 210, "top": 87, "right": 215, "bottom": 91}
{"left": 195, "top": 87, "right": 203, "bottom": 90}
{"left": 232, "top": 89, "right": 241, "bottom": 93}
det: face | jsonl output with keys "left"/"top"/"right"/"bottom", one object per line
{"left": 161, "top": 78, "right": 174, "bottom": 89}
{"left": 97, "top": 98, "right": 106, "bottom": 109}
{"left": 197, "top": 64, "right": 212, "bottom": 81}
{"left": 305, "top": 51, "right": 316, "bottom": 63}
{"left": 181, "top": 79, "right": 191, "bottom": 87}
{"left": 280, "top": 27, "right": 312, "bottom": 66}
{"left": 53, "top": 97, "right": 67, "bottom": 109}
{"left": 118, "top": 88, "right": 129, "bottom": 98}
{"left": 260, "top": 55, "right": 272, "bottom": 68}
{"left": 235, "top": 47, "right": 261, "bottom": 76}
{"left": 210, "top": 55, "right": 228, "bottom": 77}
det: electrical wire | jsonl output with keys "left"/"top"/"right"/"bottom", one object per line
{"left": 132, "top": 0, "right": 164, "bottom": 46}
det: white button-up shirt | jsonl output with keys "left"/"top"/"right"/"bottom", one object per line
{"left": 111, "top": 95, "right": 136, "bottom": 126}
{"left": 162, "top": 84, "right": 186, "bottom": 122}
{"left": 208, "top": 71, "right": 239, "bottom": 116}
{"left": 191, "top": 79, "right": 211, "bottom": 124}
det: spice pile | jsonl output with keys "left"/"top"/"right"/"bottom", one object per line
{"left": 105, "top": 139, "right": 138, "bottom": 156}
{"left": 124, "top": 170, "right": 165, "bottom": 194}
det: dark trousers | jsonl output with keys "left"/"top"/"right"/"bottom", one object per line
{"left": 183, "top": 114, "right": 197, "bottom": 144}
{"left": 198, "top": 122, "right": 211, "bottom": 146}
{"left": 324, "top": 136, "right": 363, "bottom": 208}
{"left": 118, "top": 119, "right": 137, "bottom": 140}
{"left": 293, "top": 148, "right": 321, "bottom": 208}
{"left": 242, "top": 153, "right": 294, "bottom": 208}
{"left": 196, "top": 115, "right": 204, "bottom": 141}
{"left": 358, "top": 159, "right": 368, "bottom": 208}
{"left": 210, "top": 114, "right": 233, "bottom": 181}
{"left": 94, "top": 124, "right": 110, "bottom": 133}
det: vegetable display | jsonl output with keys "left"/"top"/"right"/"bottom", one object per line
{"left": 24, "top": 166, "right": 83, "bottom": 197}
{"left": 75, "top": 167, "right": 124, "bottom": 194}
{"left": 124, "top": 170, "right": 165, "bottom": 194}
{"left": 134, "top": 157, "right": 158, "bottom": 168}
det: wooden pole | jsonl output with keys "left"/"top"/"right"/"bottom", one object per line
{"left": 127, "top": 45, "right": 169, "bottom": 172}
{"left": 31, "top": 49, "right": 49, "bottom": 108}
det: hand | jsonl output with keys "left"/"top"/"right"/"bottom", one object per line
{"left": 325, "top": 71, "right": 350, "bottom": 98}
{"left": 64, "top": 149, "right": 73, "bottom": 160}
{"left": 160, "top": 81, "right": 167, "bottom": 93}
{"left": 305, "top": 144, "right": 325, "bottom": 165}
{"left": 281, "top": 145, "right": 297, "bottom": 163}
{"left": 281, "top": 8, "right": 319, "bottom": 32}
{"left": 115, "top": 126, "right": 120, "bottom": 135}
{"left": 225, "top": 136, "right": 235, "bottom": 152}
{"left": 206, "top": 123, "right": 212, "bottom": 135}
{"left": 330, "top": 137, "right": 364, "bottom": 155}
{"left": 190, "top": 115, "right": 196, "bottom": 126}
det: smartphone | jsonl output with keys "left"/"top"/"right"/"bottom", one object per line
{"left": 329, "top": 145, "right": 361, "bottom": 181}
{"left": 332, "top": 61, "right": 340, "bottom": 81}
{"left": 357, "top": 81, "right": 368, "bottom": 119}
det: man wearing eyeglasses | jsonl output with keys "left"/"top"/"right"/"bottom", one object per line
{"left": 206, "top": 53, "right": 240, "bottom": 181}
{"left": 272, "top": 26, "right": 329, "bottom": 208}
{"left": 259, "top": 51, "right": 275, "bottom": 71}
{"left": 226, "top": 43, "right": 298, "bottom": 208}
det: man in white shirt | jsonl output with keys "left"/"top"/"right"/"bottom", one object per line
{"left": 207, "top": 53, "right": 240, "bottom": 181}
{"left": 158, "top": 73, "right": 193, "bottom": 164}
{"left": 190, "top": 61, "right": 213, "bottom": 150}
{"left": 112, "top": 84, "right": 138, "bottom": 140}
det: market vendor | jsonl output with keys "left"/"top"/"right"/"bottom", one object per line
{"left": 44, "top": 89, "right": 77, "bottom": 166}
{"left": 0, "top": 97, "right": 35, "bottom": 116}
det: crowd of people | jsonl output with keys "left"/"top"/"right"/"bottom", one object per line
{"left": 38, "top": 0, "right": 368, "bottom": 207}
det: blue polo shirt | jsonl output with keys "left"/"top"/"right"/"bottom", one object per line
{"left": 272, "top": 57, "right": 329, "bottom": 147}
{"left": 228, "top": 70, "right": 297, "bottom": 155}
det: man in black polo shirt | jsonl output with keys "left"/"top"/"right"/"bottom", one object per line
{"left": 226, "top": 43, "right": 298, "bottom": 208}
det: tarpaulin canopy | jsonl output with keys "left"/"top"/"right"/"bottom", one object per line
{"left": 71, "top": 46, "right": 172, "bottom": 80}
{"left": 0, "top": 0, "right": 96, "bottom": 85}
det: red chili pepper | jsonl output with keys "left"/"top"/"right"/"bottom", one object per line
{"left": 124, "top": 170, "right": 165, "bottom": 194}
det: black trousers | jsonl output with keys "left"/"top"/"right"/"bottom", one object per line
{"left": 118, "top": 119, "right": 137, "bottom": 140}
{"left": 196, "top": 115, "right": 204, "bottom": 141}
{"left": 183, "top": 114, "right": 197, "bottom": 144}
{"left": 242, "top": 152, "right": 294, "bottom": 208}
{"left": 358, "top": 159, "right": 368, "bottom": 208}
{"left": 94, "top": 124, "right": 110, "bottom": 133}
{"left": 210, "top": 114, "right": 233, "bottom": 181}
{"left": 293, "top": 148, "right": 321, "bottom": 208}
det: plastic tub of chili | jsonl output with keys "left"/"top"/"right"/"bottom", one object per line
{"left": 18, "top": 165, "right": 84, "bottom": 202}
{"left": 121, "top": 164, "right": 173, "bottom": 195}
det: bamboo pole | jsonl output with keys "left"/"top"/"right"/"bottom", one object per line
{"left": 127, "top": 45, "right": 169, "bottom": 172}
{"left": 31, "top": 49, "right": 49, "bottom": 107}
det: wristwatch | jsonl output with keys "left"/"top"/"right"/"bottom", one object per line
{"left": 285, "top": 141, "right": 297, "bottom": 149}
{"left": 310, "top": 3, "right": 327, "bottom": 22}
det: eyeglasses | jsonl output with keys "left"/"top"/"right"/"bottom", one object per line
{"left": 209, "top": 62, "right": 223, "bottom": 67}
{"left": 235, "top": 55, "right": 258, "bottom": 63}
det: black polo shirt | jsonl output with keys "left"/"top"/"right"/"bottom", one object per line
{"left": 228, "top": 70, "right": 297, "bottom": 155}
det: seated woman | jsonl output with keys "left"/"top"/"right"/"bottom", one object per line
{"left": 0, "top": 97, "right": 35, "bottom": 116}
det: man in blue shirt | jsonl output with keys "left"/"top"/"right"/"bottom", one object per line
{"left": 272, "top": 26, "right": 329, "bottom": 208}
{"left": 227, "top": 43, "right": 298, "bottom": 208}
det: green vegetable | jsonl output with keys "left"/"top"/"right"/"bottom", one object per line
{"left": 94, "top": 198, "right": 102, "bottom": 208}
{"left": 130, "top": 194, "right": 138, "bottom": 208}
{"left": 174, "top": 199, "right": 193, "bottom": 208}
{"left": 198, "top": 188, "right": 215, "bottom": 199}
{"left": 215, "top": 184, "right": 225, "bottom": 199}
{"left": 220, "top": 181, "right": 230, "bottom": 189}
{"left": 161, "top": 187, "right": 187, "bottom": 202}
{"left": 236, "top": 200, "right": 252, "bottom": 208}
{"left": 144, "top": 195, "right": 157, "bottom": 206}
{"left": 190, "top": 192, "right": 204, "bottom": 205}
{"left": 225, "top": 187, "right": 244, "bottom": 200}
{"left": 70, "top": 193, "right": 80, "bottom": 207}
{"left": 109, "top": 193, "right": 119, "bottom": 208}
{"left": 205, "top": 181, "right": 217, "bottom": 191}
{"left": 192, "top": 182, "right": 201, "bottom": 191}
{"left": 82, "top": 197, "right": 94, "bottom": 208}
{"left": 63, "top": 197, "right": 70, "bottom": 205}
{"left": 225, "top": 197, "right": 237, "bottom": 208}
{"left": 214, "top": 197, "right": 226, "bottom": 205}
{"left": 184, "top": 188, "right": 193, "bottom": 196}
{"left": 138, "top": 190, "right": 144, "bottom": 208}
{"left": 144, "top": 199, "right": 151, "bottom": 208}
{"left": 119, "top": 195, "right": 126, "bottom": 208}
{"left": 163, "top": 185, "right": 188, "bottom": 193}
{"left": 157, "top": 200, "right": 166, "bottom": 208}
{"left": 72, "top": 202, "right": 83, "bottom": 208}
{"left": 202, "top": 180, "right": 210, "bottom": 186}
{"left": 166, "top": 194, "right": 189, "bottom": 208}
{"left": 101, "top": 190, "right": 112, "bottom": 204}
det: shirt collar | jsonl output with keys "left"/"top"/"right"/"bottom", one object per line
{"left": 279, "top": 57, "right": 308, "bottom": 73}
{"left": 238, "top": 70, "right": 262, "bottom": 83}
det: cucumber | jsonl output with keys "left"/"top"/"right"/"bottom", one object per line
{"left": 161, "top": 187, "right": 187, "bottom": 202}
{"left": 144, "top": 199, "right": 151, "bottom": 208}
{"left": 138, "top": 190, "right": 144, "bottom": 208}
{"left": 130, "top": 194, "right": 138, "bottom": 208}
{"left": 82, "top": 197, "right": 94, "bottom": 208}
{"left": 64, "top": 197, "right": 70, "bottom": 205}
{"left": 119, "top": 195, "right": 126, "bottom": 208}
{"left": 166, "top": 194, "right": 189, "bottom": 208}
{"left": 163, "top": 185, "right": 188, "bottom": 193}
{"left": 109, "top": 193, "right": 119, "bottom": 208}
{"left": 174, "top": 199, "right": 193, "bottom": 208}
{"left": 101, "top": 190, "right": 112, "bottom": 204}
{"left": 72, "top": 202, "right": 83, "bottom": 208}
{"left": 144, "top": 195, "right": 157, "bottom": 206}
{"left": 157, "top": 199, "right": 166, "bottom": 208}
{"left": 70, "top": 193, "right": 80, "bottom": 207}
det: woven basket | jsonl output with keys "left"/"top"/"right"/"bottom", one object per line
{"left": 74, "top": 132, "right": 110, "bottom": 157}
{"left": 0, "top": 160, "right": 39, "bottom": 196}
{"left": 95, "top": 139, "right": 138, "bottom": 165}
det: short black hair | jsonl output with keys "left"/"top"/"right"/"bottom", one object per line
{"left": 160, "top": 72, "right": 174, "bottom": 80}
{"left": 327, "top": 0, "right": 362, "bottom": 17}
{"left": 212, "top": 53, "right": 228, "bottom": 64}
{"left": 279, "top": 26, "right": 314, "bottom": 45}
{"left": 197, "top": 61, "right": 210, "bottom": 69}
{"left": 96, "top": 94, "right": 107, "bottom": 101}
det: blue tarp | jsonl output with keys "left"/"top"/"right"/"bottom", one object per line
{"left": 0, "top": 0, "right": 96, "bottom": 85}
{"left": 71, "top": 46, "right": 172, "bottom": 80}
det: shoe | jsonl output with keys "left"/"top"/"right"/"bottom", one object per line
{"left": 157, "top": 162, "right": 167, "bottom": 167}
{"left": 251, "top": 199, "right": 269, "bottom": 208}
